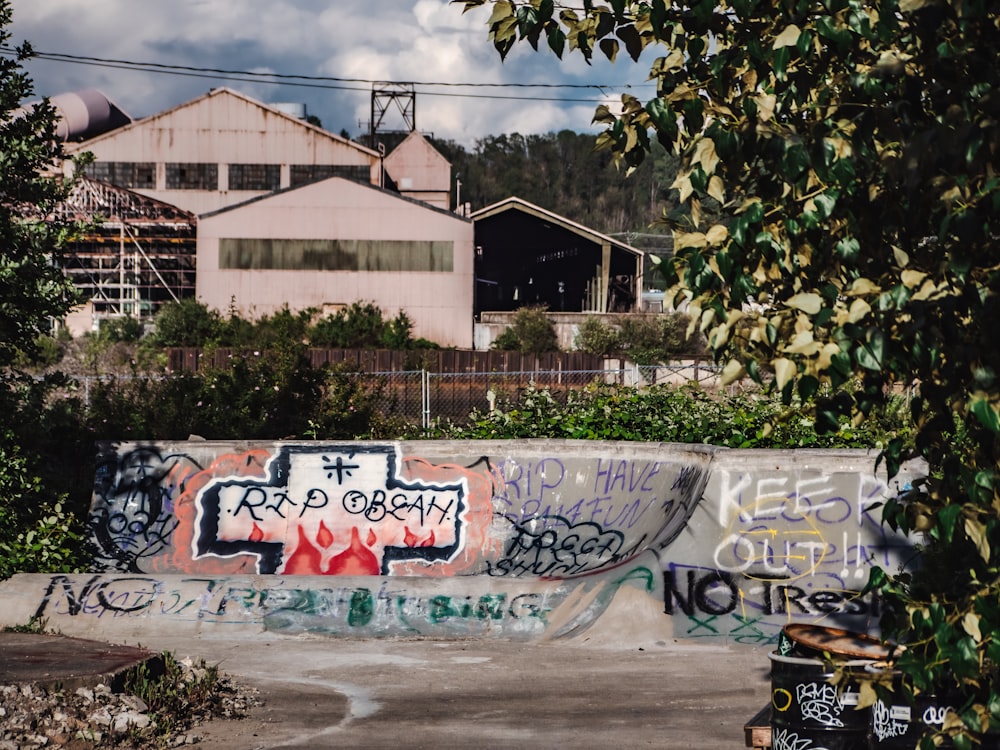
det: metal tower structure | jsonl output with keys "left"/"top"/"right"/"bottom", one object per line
{"left": 370, "top": 82, "right": 416, "bottom": 142}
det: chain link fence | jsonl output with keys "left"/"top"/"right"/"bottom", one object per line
{"left": 70, "top": 361, "right": 721, "bottom": 430}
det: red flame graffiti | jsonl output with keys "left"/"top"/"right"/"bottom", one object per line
{"left": 403, "top": 526, "right": 419, "bottom": 547}
{"left": 249, "top": 522, "right": 264, "bottom": 543}
{"left": 421, "top": 530, "right": 435, "bottom": 547}
{"left": 282, "top": 525, "right": 324, "bottom": 575}
{"left": 367, "top": 528, "right": 377, "bottom": 547}
{"left": 325, "top": 527, "right": 379, "bottom": 575}
{"left": 316, "top": 520, "right": 334, "bottom": 549}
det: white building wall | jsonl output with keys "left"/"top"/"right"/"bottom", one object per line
{"left": 67, "top": 88, "right": 379, "bottom": 216}
{"left": 383, "top": 131, "right": 452, "bottom": 210}
{"left": 197, "top": 178, "right": 474, "bottom": 348}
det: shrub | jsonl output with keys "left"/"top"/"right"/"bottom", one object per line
{"left": 309, "top": 301, "right": 422, "bottom": 349}
{"left": 574, "top": 316, "right": 619, "bottom": 357}
{"left": 84, "top": 351, "right": 397, "bottom": 441}
{"left": 491, "top": 305, "right": 559, "bottom": 353}
{"left": 422, "top": 381, "right": 911, "bottom": 449}
{"left": 12, "top": 333, "right": 65, "bottom": 369}
{"left": 0, "top": 430, "right": 85, "bottom": 580}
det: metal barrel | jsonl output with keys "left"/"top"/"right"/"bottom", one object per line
{"left": 770, "top": 651, "right": 873, "bottom": 750}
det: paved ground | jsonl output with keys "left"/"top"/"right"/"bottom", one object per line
{"left": 0, "top": 631, "right": 771, "bottom": 749}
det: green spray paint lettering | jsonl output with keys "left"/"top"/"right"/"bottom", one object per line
{"left": 348, "top": 588, "right": 375, "bottom": 627}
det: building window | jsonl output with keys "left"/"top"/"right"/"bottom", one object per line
{"left": 228, "top": 163, "right": 280, "bottom": 191}
{"left": 219, "top": 238, "right": 453, "bottom": 272}
{"left": 289, "top": 164, "right": 370, "bottom": 187}
{"left": 165, "top": 162, "right": 218, "bottom": 190}
{"left": 84, "top": 161, "right": 156, "bottom": 189}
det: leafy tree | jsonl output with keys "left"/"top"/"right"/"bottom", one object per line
{"left": 309, "top": 301, "right": 420, "bottom": 349}
{"left": 0, "top": 0, "right": 88, "bottom": 578}
{"left": 574, "top": 313, "right": 703, "bottom": 363}
{"left": 574, "top": 316, "right": 620, "bottom": 357}
{"left": 461, "top": 0, "right": 1000, "bottom": 743}
{"left": 147, "top": 299, "right": 223, "bottom": 347}
{"left": 0, "top": 6, "right": 80, "bottom": 367}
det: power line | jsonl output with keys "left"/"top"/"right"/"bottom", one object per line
{"left": 3, "top": 47, "right": 654, "bottom": 104}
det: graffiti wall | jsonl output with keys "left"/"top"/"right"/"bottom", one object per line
{"left": 88, "top": 440, "right": 713, "bottom": 580}
{"left": 661, "top": 450, "right": 919, "bottom": 644}
{"left": 0, "top": 440, "right": 923, "bottom": 644}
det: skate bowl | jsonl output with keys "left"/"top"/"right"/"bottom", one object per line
{"left": 0, "top": 440, "right": 923, "bottom": 646}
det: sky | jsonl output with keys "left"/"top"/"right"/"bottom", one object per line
{"left": 9, "top": 0, "right": 657, "bottom": 147}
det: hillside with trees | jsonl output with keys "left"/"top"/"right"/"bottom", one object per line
{"left": 431, "top": 131, "right": 681, "bottom": 258}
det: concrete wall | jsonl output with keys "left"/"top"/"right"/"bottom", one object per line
{"left": 0, "top": 440, "right": 922, "bottom": 645}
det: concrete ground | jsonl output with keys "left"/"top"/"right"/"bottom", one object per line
{"left": 133, "top": 634, "right": 771, "bottom": 749}
{"left": 0, "top": 631, "right": 771, "bottom": 749}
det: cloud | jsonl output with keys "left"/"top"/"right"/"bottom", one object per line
{"left": 10, "top": 0, "right": 654, "bottom": 146}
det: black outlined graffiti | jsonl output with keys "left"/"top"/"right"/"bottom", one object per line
{"left": 195, "top": 444, "right": 467, "bottom": 574}
{"left": 88, "top": 446, "right": 196, "bottom": 572}
{"left": 664, "top": 565, "right": 879, "bottom": 619}
{"left": 486, "top": 514, "right": 642, "bottom": 577}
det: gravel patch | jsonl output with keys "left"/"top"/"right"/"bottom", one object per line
{"left": 0, "top": 661, "right": 260, "bottom": 749}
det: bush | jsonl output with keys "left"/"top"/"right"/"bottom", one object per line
{"left": 491, "top": 305, "right": 559, "bottom": 353}
{"left": 85, "top": 350, "right": 397, "bottom": 441}
{"left": 574, "top": 317, "right": 619, "bottom": 357}
{"left": 574, "top": 313, "right": 704, "bottom": 363}
{"left": 309, "top": 301, "right": 423, "bottom": 349}
{"left": 12, "top": 333, "right": 65, "bottom": 369}
{"left": 96, "top": 316, "right": 144, "bottom": 344}
{"left": 422, "top": 381, "right": 911, "bottom": 448}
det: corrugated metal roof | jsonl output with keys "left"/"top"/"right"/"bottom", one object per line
{"left": 63, "top": 87, "right": 380, "bottom": 158}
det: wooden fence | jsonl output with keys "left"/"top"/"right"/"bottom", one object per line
{"left": 166, "top": 348, "right": 604, "bottom": 374}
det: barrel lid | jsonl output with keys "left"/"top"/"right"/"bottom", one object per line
{"left": 781, "top": 623, "right": 894, "bottom": 660}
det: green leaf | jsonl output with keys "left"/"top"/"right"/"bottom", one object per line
{"left": 782, "top": 144, "right": 811, "bottom": 177}
{"left": 813, "top": 192, "right": 837, "bottom": 220}
{"left": 798, "top": 375, "right": 819, "bottom": 401}
{"left": 645, "top": 97, "right": 676, "bottom": 133}
{"left": 937, "top": 504, "right": 962, "bottom": 543}
{"left": 969, "top": 392, "right": 1000, "bottom": 434}
{"left": 856, "top": 330, "right": 885, "bottom": 371}
{"left": 546, "top": 26, "right": 566, "bottom": 57}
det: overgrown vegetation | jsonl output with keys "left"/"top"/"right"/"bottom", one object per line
{"left": 122, "top": 652, "right": 235, "bottom": 743}
{"left": 0, "top": 0, "right": 89, "bottom": 583}
{"left": 574, "top": 313, "right": 705, "bottom": 364}
{"left": 144, "top": 299, "right": 438, "bottom": 351}
{"left": 418, "top": 381, "right": 912, "bottom": 448}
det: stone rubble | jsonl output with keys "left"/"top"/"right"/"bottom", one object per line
{"left": 0, "top": 667, "right": 260, "bottom": 749}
